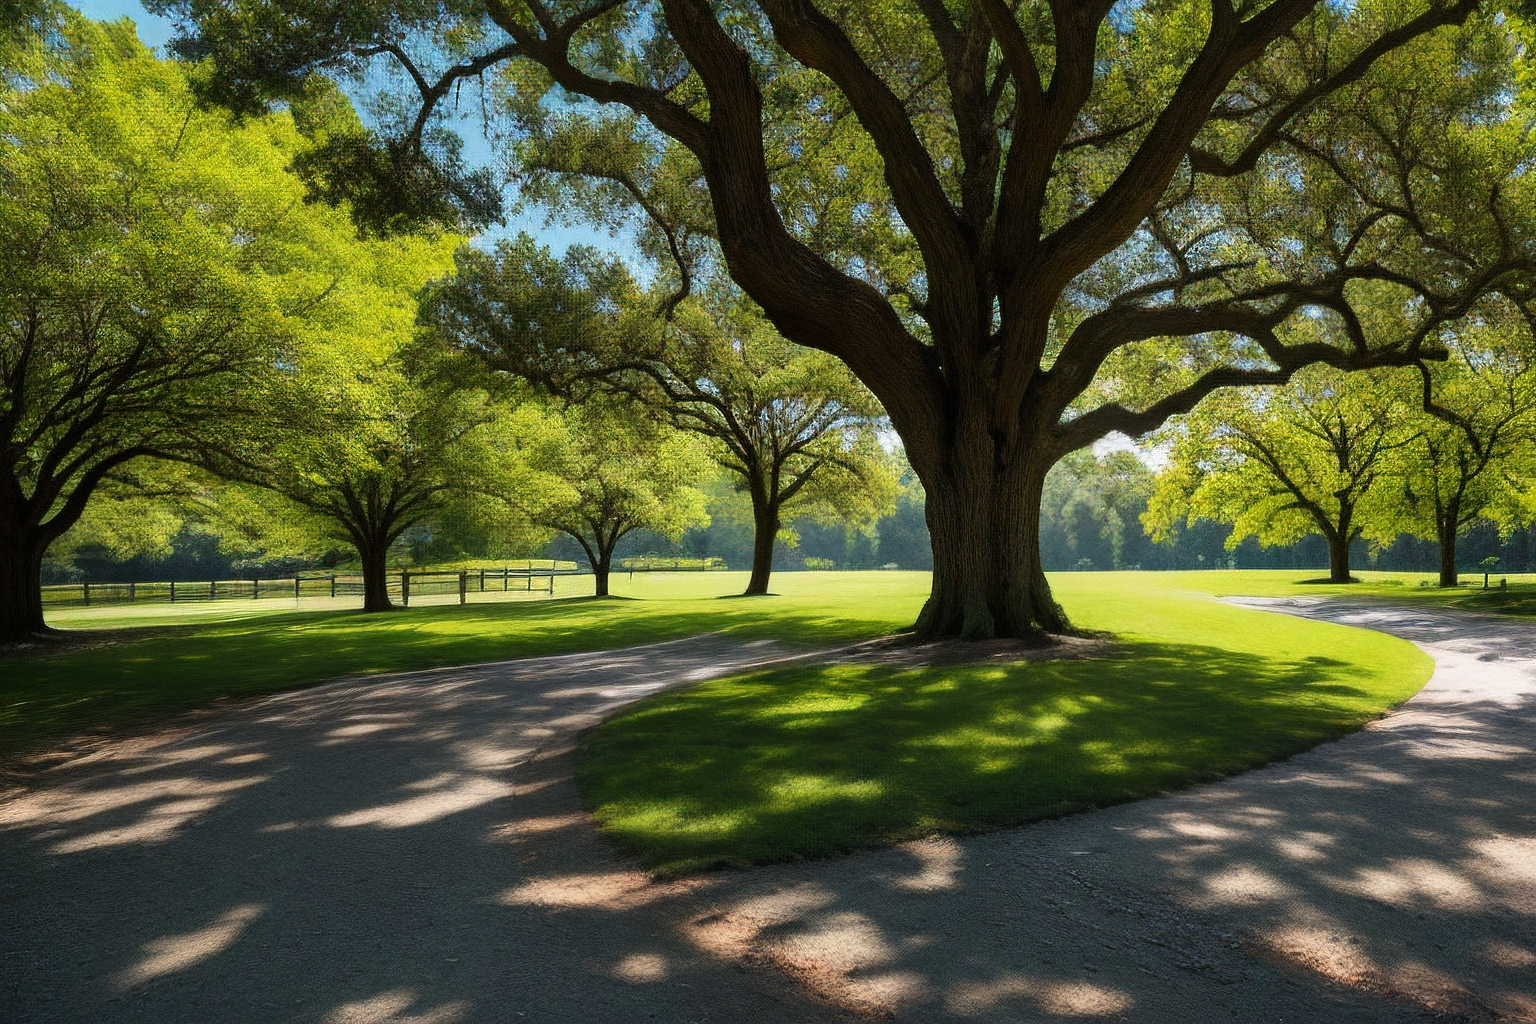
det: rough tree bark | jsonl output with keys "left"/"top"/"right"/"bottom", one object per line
{"left": 1319, "top": 504, "right": 1358, "bottom": 584}
{"left": 915, "top": 433, "right": 1066, "bottom": 637}
{"left": 0, "top": 530, "right": 48, "bottom": 642}
{"left": 1437, "top": 497, "right": 1463, "bottom": 588}
{"left": 1325, "top": 530, "right": 1354, "bottom": 584}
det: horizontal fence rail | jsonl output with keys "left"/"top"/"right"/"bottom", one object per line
{"left": 41, "top": 565, "right": 586, "bottom": 609}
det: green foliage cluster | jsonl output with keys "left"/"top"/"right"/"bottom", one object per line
{"left": 6, "top": 17, "right": 858, "bottom": 636}
{"left": 1149, "top": 328, "right": 1536, "bottom": 582}
{"left": 421, "top": 234, "right": 898, "bottom": 594}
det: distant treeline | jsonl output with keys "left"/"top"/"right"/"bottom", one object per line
{"left": 49, "top": 455, "right": 1536, "bottom": 585}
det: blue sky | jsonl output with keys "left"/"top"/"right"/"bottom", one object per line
{"left": 69, "top": 1, "right": 636, "bottom": 261}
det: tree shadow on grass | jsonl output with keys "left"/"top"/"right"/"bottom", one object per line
{"left": 578, "top": 641, "right": 1388, "bottom": 875}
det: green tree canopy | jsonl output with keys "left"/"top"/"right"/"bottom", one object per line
{"left": 1146, "top": 367, "right": 1417, "bottom": 582}
{"left": 500, "top": 403, "right": 710, "bottom": 596}
{"left": 0, "top": 14, "right": 436, "bottom": 639}
{"left": 1383, "top": 321, "right": 1536, "bottom": 585}
{"left": 212, "top": 335, "right": 505, "bottom": 612}
{"left": 157, "top": 0, "right": 1536, "bottom": 637}
{"left": 422, "top": 235, "right": 897, "bottom": 596}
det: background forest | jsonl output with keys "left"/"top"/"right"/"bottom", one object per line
{"left": 50, "top": 450, "right": 1536, "bottom": 585}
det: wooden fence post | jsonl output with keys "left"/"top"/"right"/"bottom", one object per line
{"left": 459, "top": 571, "right": 468, "bottom": 605}
{"left": 210, "top": 580, "right": 216, "bottom": 600}
{"left": 330, "top": 574, "right": 337, "bottom": 599}
{"left": 401, "top": 572, "right": 410, "bottom": 607}
{"left": 82, "top": 581, "right": 90, "bottom": 606}
{"left": 503, "top": 567, "right": 509, "bottom": 592}
{"left": 253, "top": 578, "right": 259, "bottom": 600}
{"left": 169, "top": 581, "right": 175, "bottom": 603}
{"left": 294, "top": 576, "right": 301, "bottom": 600}
{"left": 128, "top": 582, "right": 135, "bottom": 603}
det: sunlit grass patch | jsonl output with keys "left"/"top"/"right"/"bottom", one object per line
{"left": 580, "top": 581, "right": 1431, "bottom": 874}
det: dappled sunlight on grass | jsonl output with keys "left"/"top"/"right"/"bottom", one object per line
{"left": 581, "top": 587, "right": 1431, "bottom": 874}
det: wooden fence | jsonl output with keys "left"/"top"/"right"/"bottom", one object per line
{"left": 41, "top": 565, "right": 585, "bottom": 609}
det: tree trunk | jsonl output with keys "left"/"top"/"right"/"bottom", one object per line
{"left": 593, "top": 556, "right": 611, "bottom": 597}
{"left": 1325, "top": 531, "right": 1352, "bottom": 583}
{"left": 912, "top": 434, "right": 1066, "bottom": 639}
{"left": 745, "top": 502, "right": 779, "bottom": 596}
{"left": 0, "top": 536, "right": 48, "bottom": 642}
{"left": 357, "top": 539, "right": 393, "bottom": 612}
{"left": 1437, "top": 510, "right": 1459, "bottom": 588}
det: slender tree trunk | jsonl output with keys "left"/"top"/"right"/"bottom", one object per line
{"left": 1437, "top": 506, "right": 1460, "bottom": 588}
{"left": 745, "top": 501, "right": 779, "bottom": 596}
{"left": 356, "top": 537, "right": 394, "bottom": 612}
{"left": 911, "top": 429, "right": 1067, "bottom": 639}
{"left": 593, "top": 554, "right": 611, "bottom": 597}
{"left": 0, "top": 534, "right": 48, "bottom": 642}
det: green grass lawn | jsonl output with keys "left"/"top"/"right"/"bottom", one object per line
{"left": 1150, "top": 567, "right": 1536, "bottom": 614}
{"left": 580, "top": 572, "right": 1433, "bottom": 874}
{"left": 1, "top": 572, "right": 925, "bottom": 759}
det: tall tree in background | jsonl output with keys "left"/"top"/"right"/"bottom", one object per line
{"left": 1147, "top": 369, "right": 1415, "bottom": 582}
{"left": 424, "top": 237, "right": 896, "bottom": 596}
{"left": 0, "top": 16, "right": 404, "bottom": 641}
{"left": 1388, "top": 326, "right": 1536, "bottom": 586}
{"left": 158, "top": 0, "right": 1536, "bottom": 637}
{"left": 503, "top": 405, "right": 710, "bottom": 597}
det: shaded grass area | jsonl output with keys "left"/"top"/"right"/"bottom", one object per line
{"left": 580, "top": 576, "right": 1432, "bottom": 874}
{"left": 1, "top": 572, "right": 925, "bottom": 760}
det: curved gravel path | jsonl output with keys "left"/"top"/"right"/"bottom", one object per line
{"left": 3, "top": 600, "right": 1533, "bottom": 1023}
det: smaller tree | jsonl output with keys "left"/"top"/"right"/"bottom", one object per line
{"left": 215, "top": 349, "right": 496, "bottom": 612}
{"left": 1387, "top": 329, "right": 1536, "bottom": 587}
{"left": 504, "top": 405, "right": 709, "bottom": 597}
{"left": 1147, "top": 368, "right": 1416, "bottom": 583}
{"left": 422, "top": 238, "right": 896, "bottom": 594}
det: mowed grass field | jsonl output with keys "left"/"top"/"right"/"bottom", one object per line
{"left": 580, "top": 572, "right": 1433, "bottom": 872}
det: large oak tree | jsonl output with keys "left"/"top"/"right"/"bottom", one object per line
{"left": 155, "top": 0, "right": 1536, "bottom": 636}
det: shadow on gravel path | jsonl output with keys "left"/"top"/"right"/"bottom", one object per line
{"left": 4, "top": 603, "right": 1532, "bottom": 1024}
{"left": 0, "top": 636, "right": 830, "bottom": 1024}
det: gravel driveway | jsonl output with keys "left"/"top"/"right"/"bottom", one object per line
{"left": 3, "top": 601, "right": 1533, "bottom": 1023}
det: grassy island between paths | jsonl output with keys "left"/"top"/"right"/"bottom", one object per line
{"left": 579, "top": 572, "right": 1432, "bottom": 874}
